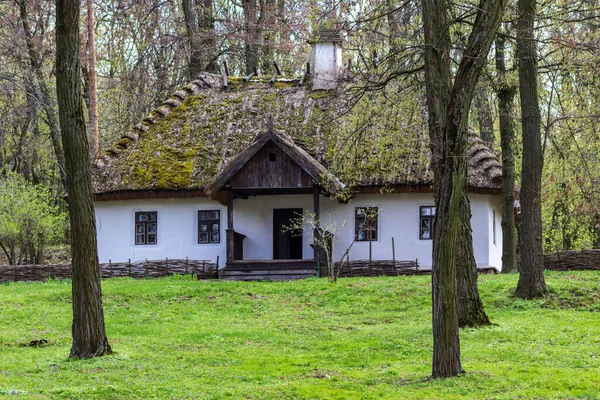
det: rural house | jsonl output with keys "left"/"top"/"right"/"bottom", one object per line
{"left": 92, "top": 30, "right": 504, "bottom": 278}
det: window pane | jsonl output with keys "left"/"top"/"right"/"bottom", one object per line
{"left": 421, "top": 207, "right": 431, "bottom": 216}
{"left": 200, "top": 223, "right": 208, "bottom": 232}
{"left": 148, "top": 213, "right": 157, "bottom": 221}
{"left": 147, "top": 234, "right": 156, "bottom": 244}
{"left": 199, "top": 232, "right": 209, "bottom": 243}
{"left": 199, "top": 211, "right": 210, "bottom": 220}
{"left": 432, "top": 207, "right": 436, "bottom": 216}
{"left": 357, "top": 220, "right": 365, "bottom": 230}
{"left": 136, "top": 234, "right": 145, "bottom": 244}
{"left": 422, "top": 229, "right": 430, "bottom": 239}
{"left": 136, "top": 225, "right": 145, "bottom": 233}
{"left": 357, "top": 231, "right": 366, "bottom": 241}
{"left": 422, "top": 219, "right": 430, "bottom": 229}
{"left": 147, "top": 223, "right": 156, "bottom": 233}
{"left": 210, "top": 211, "right": 220, "bottom": 220}
{"left": 356, "top": 208, "right": 365, "bottom": 217}
{"left": 210, "top": 232, "right": 219, "bottom": 243}
{"left": 211, "top": 223, "right": 219, "bottom": 232}
{"left": 137, "top": 213, "right": 147, "bottom": 221}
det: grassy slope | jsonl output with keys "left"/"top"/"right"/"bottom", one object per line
{"left": 0, "top": 272, "right": 599, "bottom": 399}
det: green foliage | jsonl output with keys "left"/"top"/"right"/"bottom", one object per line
{"left": 0, "top": 272, "right": 599, "bottom": 398}
{"left": 0, "top": 172, "right": 67, "bottom": 265}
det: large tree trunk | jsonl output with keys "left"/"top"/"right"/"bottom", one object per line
{"left": 422, "top": 0, "right": 505, "bottom": 378}
{"left": 17, "top": 0, "right": 66, "bottom": 185}
{"left": 243, "top": 0, "right": 259, "bottom": 75}
{"left": 86, "top": 0, "right": 99, "bottom": 159}
{"left": 495, "top": 34, "right": 518, "bottom": 273}
{"left": 515, "top": 0, "right": 548, "bottom": 298}
{"left": 56, "top": 0, "right": 112, "bottom": 358}
{"left": 182, "top": 0, "right": 204, "bottom": 80}
{"left": 456, "top": 188, "right": 491, "bottom": 327}
{"left": 198, "top": 0, "right": 218, "bottom": 73}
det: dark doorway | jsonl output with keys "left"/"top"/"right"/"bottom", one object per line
{"left": 273, "top": 208, "right": 303, "bottom": 259}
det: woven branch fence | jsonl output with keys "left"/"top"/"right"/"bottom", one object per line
{"left": 544, "top": 250, "right": 600, "bottom": 271}
{"left": 0, "top": 258, "right": 218, "bottom": 282}
{"left": 333, "top": 260, "right": 425, "bottom": 277}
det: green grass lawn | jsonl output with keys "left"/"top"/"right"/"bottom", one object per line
{"left": 1, "top": 272, "right": 599, "bottom": 399}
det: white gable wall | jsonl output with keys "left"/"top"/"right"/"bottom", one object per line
{"left": 95, "top": 192, "right": 502, "bottom": 271}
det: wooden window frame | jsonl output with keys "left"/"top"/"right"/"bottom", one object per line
{"left": 419, "top": 206, "right": 436, "bottom": 240}
{"left": 198, "top": 210, "right": 221, "bottom": 244}
{"left": 135, "top": 211, "right": 158, "bottom": 245}
{"left": 355, "top": 207, "right": 378, "bottom": 242}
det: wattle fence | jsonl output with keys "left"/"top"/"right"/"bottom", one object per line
{"left": 543, "top": 250, "right": 600, "bottom": 271}
{"left": 0, "top": 258, "right": 218, "bottom": 282}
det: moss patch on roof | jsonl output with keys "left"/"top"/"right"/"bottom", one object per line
{"left": 93, "top": 73, "right": 502, "bottom": 196}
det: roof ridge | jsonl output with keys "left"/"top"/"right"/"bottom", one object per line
{"left": 94, "top": 75, "right": 219, "bottom": 170}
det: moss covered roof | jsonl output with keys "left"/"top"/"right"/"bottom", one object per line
{"left": 92, "top": 73, "right": 502, "bottom": 198}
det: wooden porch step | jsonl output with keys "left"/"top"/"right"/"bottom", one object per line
{"left": 220, "top": 259, "right": 318, "bottom": 281}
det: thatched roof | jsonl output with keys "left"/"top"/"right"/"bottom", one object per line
{"left": 92, "top": 73, "right": 503, "bottom": 200}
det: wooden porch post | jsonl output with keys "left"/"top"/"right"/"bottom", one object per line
{"left": 313, "top": 186, "right": 321, "bottom": 260}
{"left": 226, "top": 190, "right": 234, "bottom": 263}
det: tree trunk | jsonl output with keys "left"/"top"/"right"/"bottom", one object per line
{"left": 56, "top": 0, "right": 112, "bottom": 358}
{"left": 515, "top": 0, "right": 548, "bottom": 298}
{"left": 183, "top": 0, "right": 204, "bottom": 79}
{"left": 456, "top": 188, "right": 491, "bottom": 327}
{"left": 475, "top": 90, "right": 494, "bottom": 151}
{"left": 243, "top": 0, "right": 259, "bottom": 75}
{"left": 495, "top": 34, "right": 518, "bottom": 273}
{"left": 422, "top": 0, "right": 506, "bottom": 378}
{"left": 198, "top": 0, "right": 218, "bottom": 73}
{"left": 17, "top": 0, "right": 66, "bottom": 185}
{"left": 86, "top": 0, "right": 100, "bottom": 160}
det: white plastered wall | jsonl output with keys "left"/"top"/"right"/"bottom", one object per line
{"left": 95, "top": 192, "right": 501, "bottom": 270}
{"left": 95, "top": 198, "right": 227, "bottom": 266}
{"left": 488, "top": 195, "right": 503, "bottom": 270}
{"left": 320, "top": 193, "right": 497, "bottom": 270}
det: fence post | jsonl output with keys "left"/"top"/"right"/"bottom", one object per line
{"left": 128, "top": 259, "right": 131, "bottom": 277}
{"left": 185, "top": 256, "right": 189, "bottom": 275}
{"left": 109, "top": 259, "right": 113, "bottom": 278}
{"left": 145, "top": 258, "right": 148, "bottom": 277}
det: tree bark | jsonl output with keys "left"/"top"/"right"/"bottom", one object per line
{"left": 422, "top": 0, "right": 505, "bottom": 378}
{"left": 56, "top": 0, "right": 112, "bottom": 358}
{"left": 495, "top": 34, "right": 518, "bottom": 273}
{"left": 86, "top": 0, "right": 100, "bottom": 159}
{"left": 456, "top": 188, "right": 491, "bottom": 327}
{"left": 242, "top": 0, "right": 259, "bottom": 75}
{"left": 198, "top": 0, "right": 218, "bottom": 73}
{"left": 515, "top": 0, "right": 548, "bottom": 298}
{"left": 183, "top": 0, "right": 204, "bottom": 80}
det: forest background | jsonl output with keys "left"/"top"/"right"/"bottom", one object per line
{"left": 0, "top": 0, "right": 599, "bottom": 264}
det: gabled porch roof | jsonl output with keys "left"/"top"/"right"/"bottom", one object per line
{"left": 204, "top": 121, "right": 345, "bottom": 198}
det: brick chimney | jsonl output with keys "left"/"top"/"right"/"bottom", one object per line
{"left": 309, "top": 28, "right": 343, "bottom": 91}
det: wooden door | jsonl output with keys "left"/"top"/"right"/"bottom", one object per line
{"left": 273, "top": 208, "right": 303, "bottom": 259}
